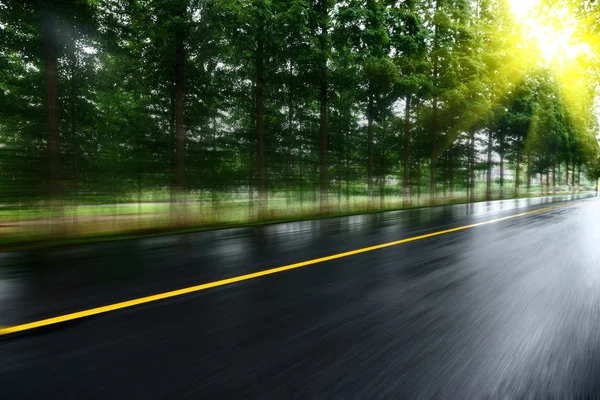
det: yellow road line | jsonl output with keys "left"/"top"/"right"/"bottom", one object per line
{"left": 0, "top": 201, "right": 578, "bottom": 336}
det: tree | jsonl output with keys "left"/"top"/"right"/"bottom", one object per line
{"left": 308, "top": 0, "right": 334, "bottom": 212}
{"left": 388, "top": 0, "right": 428, "bottom": 199}
{"left": 586, "top": 153, "right": 600, "bottom": 192}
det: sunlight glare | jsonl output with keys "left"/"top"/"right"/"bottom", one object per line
{"left": 508, "top": 0, "right": 539, "bottom": 20}
{"left": 507, "top": 0, "right": 588, "bottom": 63}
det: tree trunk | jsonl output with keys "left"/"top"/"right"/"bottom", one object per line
{"left": 285, "top": 153, "right": 291, "bottom": 208}
{"left": 345, "top": 159, "right": 350, "bottom": 209}
{"left": 566, "top": 162, "right": 569, "bottom": 191}
{"left": 137, "top": 177, "right": 142, "bottom": 225}
{"left": 470, "top": 129, "right": 475, "bottom": 201}
{"left": 209, "top": 118, "right": 218, "bottom": 217}
{"left": 337, "top": 157, "right": 342, "bottom": 212}
{"left": 499, "top": 150, "right": 504, "bottom": 199}
{"left": 403, "top": 95, "right": 410, "bottom": 198}
{"left": 345, "top": 122, "right": 350, "bottom": 209}
{"left": 449, "top": 144, "right": 454, "bottom": 201}
{"left": 319, "top": 76, "right": 328, "bottom": 212}
{"left": 299, "top": 152, "right": 304, "bottom": 212}
{"left": 552, "top": 164, "right": 556, "bottom": 194}
{"left": 211, "top": 187, "right": 218, "bottom": 219}
{"left": 67, "top": 35, "right": 79, "bottom": 222}
{"left": 515, "top": 152, "right": 520, "bottom": 198}
{"left": 173, "top": 31, "right": 185, "bottom": 222}
{"left": 379, "top": 174, "right": 385, "bottom": 209}
{"left": 571, "top": 160, "right": 575, "bottom": 192}
{"left": 417, "top": 159, "right": 421, "bottom": 205}
{"left": 546, "top": 172, "right": 549, "bottom": 196}
{"left": 596, "top": 178, "right": 598, "bottom": 193}
{"left": 442, "top": 151, "right": 447, "bottom": 199}
{"left": 168, "top": 89, "right": 175, "bottom": 206}
{"left": 286, "top": 58, "right": 293, "bottom": 210}
{"left": 43, "top": 10, "right": 61, "bottom": 205}
{"left": 198, "top": 125, "right": 204, "bottom": 219}
{"left": 198, "top": 186, "right": 203, "bottom": 220}
{"left": 248, "top": 154, "right": 254, "bottom": 220}
{"left": 431, "top": 6, "right": 439, "bottom": 204}
{"left": 577, "top": 164, "right": 581, "bottom": 191}
{"left": 256, "top": 37, "right": 267, "bottom": 218}
{"left": 337, "top": 96, "right": 343, "bottom": 212}
{"left": 557, "top": 163, "right": 561, "bottom": 188}
{"left": 380, "top": 148, "right": 385, "bottom": 209}
{"left": 486, "top": 130, "right": 492, "bottom": 200}
{"left": 526, "top": 153, "right": 531, "bottom": 195}
{"left": 430, "top": 95, "right": 438, "bottom": 203}
{"left": 113, "top": 195, "right": 118, "bottom": 231}
{"left": 367, "top": 90, "right": 374, "bottom": 209}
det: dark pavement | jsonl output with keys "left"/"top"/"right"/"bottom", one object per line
{"left": 1, "top": 193, "right": 600, "bottom": 398}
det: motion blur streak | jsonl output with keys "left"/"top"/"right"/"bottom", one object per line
{"left": 0, "top": 200, "right": 577, "bottom": 337}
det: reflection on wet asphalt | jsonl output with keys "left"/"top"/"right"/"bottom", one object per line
{"left": 1, "top": 194, "right": 599, "bottom": 398}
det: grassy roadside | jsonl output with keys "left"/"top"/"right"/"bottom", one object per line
{"left": 0, "top": 191, "right": 592, "bottom": 252}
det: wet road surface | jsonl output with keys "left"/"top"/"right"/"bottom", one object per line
{"left": 1, "top": 194, "right": 600, "bottom": 398}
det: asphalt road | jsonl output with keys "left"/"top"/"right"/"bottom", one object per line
{"left": 1, "top": 193, "right": 600, "bottom": 398}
